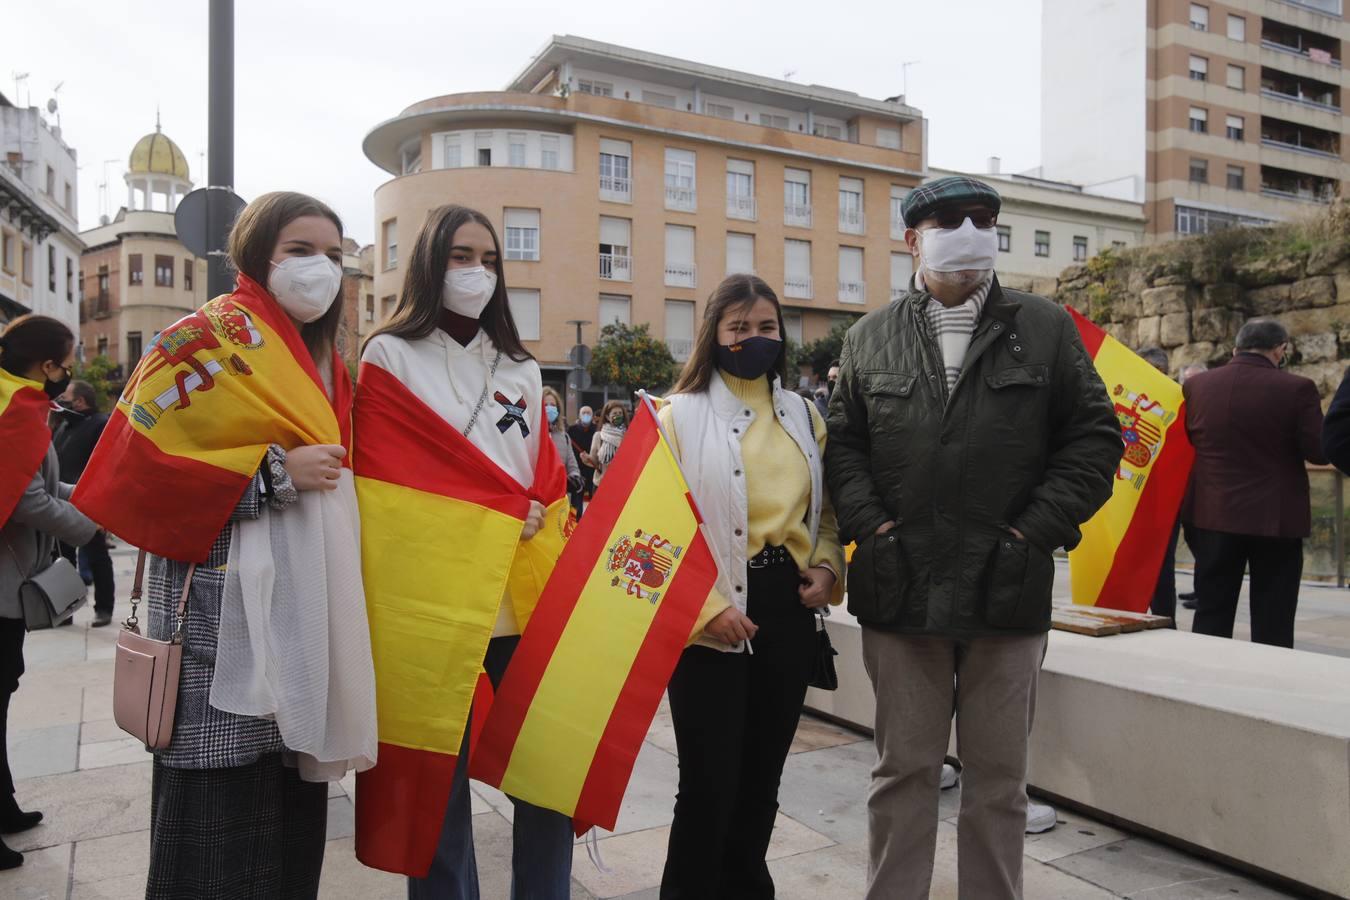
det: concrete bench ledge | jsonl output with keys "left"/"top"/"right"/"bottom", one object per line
{"left": 806, "top": 612, "right": 1350, "bottom": 897}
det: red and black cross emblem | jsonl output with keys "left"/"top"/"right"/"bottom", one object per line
{"left": 494, "top": 391, "right": 530, "bottom": 437}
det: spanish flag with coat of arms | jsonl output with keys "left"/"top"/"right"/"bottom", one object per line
{"left": 72, "top": 276, "right": 352, "bottom": 561}
{"left": 1067, "top": 308, "right": 1195, "bottom": 613}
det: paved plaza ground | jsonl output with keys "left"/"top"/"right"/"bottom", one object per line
{"left": 2, "top": 547, "right": 1340, "bottom": 899}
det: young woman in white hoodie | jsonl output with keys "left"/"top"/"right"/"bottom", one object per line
{"left": 359, "top": 204, "right": 572, "bottom": 899}
{"left": 657, "top": 274, "right": 845, "bottom": 899}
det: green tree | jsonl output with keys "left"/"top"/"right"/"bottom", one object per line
{"left": 588, "top": 322, "right": 678, "bottom": 400}
{"left": 73, "top": 355, "right": 118, "bottom": 410}
{"left": 792, "top": 317, "right": 859, "bottom": 378}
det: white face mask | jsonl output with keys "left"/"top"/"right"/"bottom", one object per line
{"left": 917, "top": 218, "right": 999, "bottom": 274}
{"left": 268, "top": 255, "right": 342, "bottom": 323}
{"left": 442, "top": 266, "right": 498, "bottom": 319}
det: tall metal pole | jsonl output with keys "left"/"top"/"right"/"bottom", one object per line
{"left": 206, "top": 0, "right": 234, "bottom": 298}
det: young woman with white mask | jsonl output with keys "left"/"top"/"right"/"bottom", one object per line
{"left": 73, "top": 192, "right": 377, "bottom": 898}
{"left": 358, "top": 204, "right": 574, "bottom": 898}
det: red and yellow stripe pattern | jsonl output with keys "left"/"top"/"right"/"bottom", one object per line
{"left": 352, "top": 361, "right": 569, "bottom": 876}
{"left": 73, "top": 276, "right": 352, "bottom": 562}
{"left": 1068, "top": 308, "right": 1195, "bottom": 612}
{"left": 470, "top": 395, "right": 720, "bottom": 834}
{"left": 0, "top": 369, "right": 51, "bottom": 525}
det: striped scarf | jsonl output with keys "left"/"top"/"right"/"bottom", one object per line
{"left": 919, "top": 269, "right": 994, "bottom": 391}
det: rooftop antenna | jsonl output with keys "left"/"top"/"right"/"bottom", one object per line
{"left": 98, "top": 157, "right": 119, "bottom": 222}
{"left": 48, "top": 81, "right": 63, "bottom": 128}
{"left": 12, "top": 72, "right": 29, "bottom": 107}
{"left": 783, "top": 70, "right": 797, "bottom": 81}
{"left": 901, "top": 60, "right": 920, "bottom": 101}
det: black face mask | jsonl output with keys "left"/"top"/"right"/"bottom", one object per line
{"left": 44, "top": 372, "right": 71, "bottom": 401}
{"left": 716, "top": 336, "right": 782, "bottom": 381}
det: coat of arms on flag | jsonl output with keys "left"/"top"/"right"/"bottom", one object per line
{"left": 607, "top": 529, "right": 684, "bottom": 603}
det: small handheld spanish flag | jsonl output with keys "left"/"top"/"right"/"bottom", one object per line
{"left": 1067, "top": 308, "right": 1195, "bottom": 612}
{"left": 0, "top": 369, "right": 51, "bottom": 524}
{"left": 470, "top": 392, "right": 721, "bottom": 834}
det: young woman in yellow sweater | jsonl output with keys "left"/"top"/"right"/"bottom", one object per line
{"left": 657, "top": 274, "right": 844, "bottom": 899}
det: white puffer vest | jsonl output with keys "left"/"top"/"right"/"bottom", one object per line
{"left": 667, "top": 371, "right": 824, "bottom": 653}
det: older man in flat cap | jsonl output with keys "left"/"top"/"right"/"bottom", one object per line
{"left": 826, "top": 176, "right": 1121, "bottom": 898}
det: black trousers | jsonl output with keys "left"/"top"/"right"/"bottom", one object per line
{"left": 60, "top": 531, "right": 115, "bottom": 615}
{"left": 1149, "top": 516, "right": 1182, "bottom": 625}
{"left": 0, "top": 618, "right": 25, "bottom": 797}
{"left": 661, "top": 563, "right": 816, "bottom": 900}
{"left": 1191, "top": 528, "right": 1303, "bottom": 648}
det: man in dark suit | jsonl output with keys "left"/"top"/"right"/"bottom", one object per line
{"left": 53, "top": 380, "right": 115, "bottom": 627}
{"left": 1183, "top": 319, "right": 1326, "bottom": 647}
{"left": 1322, "top": 366, "right": 1350, "bottom": 473}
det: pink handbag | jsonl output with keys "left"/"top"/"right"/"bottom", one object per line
{"left": 112, "top": 551, "right": 196, "bottom": 750}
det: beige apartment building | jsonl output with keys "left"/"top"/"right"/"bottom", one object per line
{"left": 79, "top": 123, "right": 206, "bottom": 376}
{"left": 1043, "top": 0, "right": 1349, "bottom": 238}
{"left": 363, "top": 35, "right": 924, "bottom": 403}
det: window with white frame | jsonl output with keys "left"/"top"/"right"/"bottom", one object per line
{"left": 665, "top": 225, "right": 696, "bottom": 288}
{"left": 839, "top": 177, "right": 864, "bottom": 234}
{"left": 759, "top": 113, "right": 789, "bottom": 130}
{"left": 1189, "top": 157, "right": 1208, "bottom": 184}
{"left": 1227, "top": 14, "right": 1245, "bottom": 41}
{"left": 876, "top": 127, "right": 901, "bottom": 149}
{"left": 665, "top": 299, "right": 696, "bottom": 362}
{"left": 889, "top": 186, "right": 907, "bottom": 239}
{"left": 784, "top": 168, "right": 812, "bottom": 227}
{"left": 504, "top": 208, "right": 540, "bottom": 261}
{"left": 890, "top": 252, "right": 914, "bottom": 300}
{"left": 540, "top": 135, "right": 560, "bottom": 170}
{"left": 507, "top": 289, "right": 540, "bottom": 340}
{"left": 785, "top": 239, "right": 812, "bottom": 299}
{"left": 665, "top": 148, "right": 696, "bottom": 211}
{"left": 508, "top": 133, "right": 527, "bottom": 167}
{"left": 444, "top": 136, "right": 463, "bottom": 168}
{"left": 599, "top": 139, "right": 632, "bottom": 201}
{"left": 577, "top": 79, "right": 614, "bottom": 97}
{"left": 1035, "top": 230, "right": 1051, "bottom": 257}
{"left": 475, "top": 132, "right": 492, "bottom": 167}
{"left": 1189, "top": 55, "right": 1208, "bottom": 82}
{"left": 726, "top": 233, "right": 755, "bottom": 275}
{"left": 782, "top": 311, "right": 803, "bottom": 347}
{"left": 644, "top": 90, "right": 677, "bottom": 108}
{"left": 997, "top": 225, "right": 1011, "bottom": 252}
{"left": 599, "top": 293, "right": 632, "bottom": 327}
{"left": 726, "top": 159, "right": 756, "bottom": 219}
{"left": 1189, "top": 3, "right": 1208, "bottom": 30}
{"left": 1227, "top": 65, "right": 1244, "bottom": 91}
{"left": 839, "top": 246, "right": 864, "bottom": 303}
{"left": 1227, "top": 165, "right": 1245, "bottom": 190}
{"left": 704, "top": 101, "right": 735, "bottom": 120}
{"left": 383, "top": 219, "right": 398, "bottom": 269}
{"left": 1073, "top": 236, "right": 1088, "bottom": 262}
{"left": 600, "top": 216, "right": 632, "bottom": 281}
{"left": 1227, "top": 115, "right": 1245, "bottom": 141}
{"left": 1189, "top": 106, "right": 1208, "bottom": 134}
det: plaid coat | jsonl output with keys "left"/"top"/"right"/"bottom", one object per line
{"left": 146, "top": 446, "right": 297, "bottom": 769}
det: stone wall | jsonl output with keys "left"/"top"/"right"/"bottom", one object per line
{"left": 1053, "top": 204, "right": 1350, "bottom": 402}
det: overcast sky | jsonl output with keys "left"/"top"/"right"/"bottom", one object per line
{"left": 9, "top": 0, "right": 1042, "bottom": 246}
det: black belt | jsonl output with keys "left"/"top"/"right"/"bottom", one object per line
{"left": 748, "top": 545, "right": 793, "bottom": 569}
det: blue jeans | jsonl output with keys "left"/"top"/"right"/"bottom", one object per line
{"left": 407, "top": 636, "right": 574, "bottom": 900}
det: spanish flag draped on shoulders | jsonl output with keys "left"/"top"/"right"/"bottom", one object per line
{"left": 0, "top": 367, "right": 52, "bottom": 525}
{"left": 72, "top": 275, "right": 352, "bottom": 562}
{"left": 352, "top": 326, "right": 570, "bottom": 876}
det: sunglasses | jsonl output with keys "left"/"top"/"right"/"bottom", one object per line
{"left": 928, "top": 209, "right": 998, "bottom": 230}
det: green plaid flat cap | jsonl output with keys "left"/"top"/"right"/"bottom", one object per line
{"left": 902, "top": 176, "right": 1002, "bottom": 227}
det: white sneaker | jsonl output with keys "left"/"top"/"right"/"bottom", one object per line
{"left": 1026, "top": 800, "right": 1057, "bottom": 834}
{"left": 940, "top": 763, "right": 959, "bottom": 790}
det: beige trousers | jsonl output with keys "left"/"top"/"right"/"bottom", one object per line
{"left": 861, "top": 629, "right": 1047, "bottom": 900}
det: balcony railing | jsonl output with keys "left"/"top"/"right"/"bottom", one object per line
{"left": 839, "top": 208, "right": 864, "bottom": 234}
{"left": 784, "top": 276, "right": 813, "bottom": 299}
{"left": 667, "top": 338, "right": 693, "bottom": 362}
{"left": 599, "top": 174, "right": 632, "bottom": 201}
{"left": 665, "top": 185, "right": 696, "bottom": 212}
{"left": 664, "top": 262, "right": 697, "bottom": 289}
{"left": 784, "top": 203, "right": 812, "bottom": 228}
{"left": 838, "top": 279, "right": 866, "bottom": 304}
{"left": 1261, "top": 186, "right": 1337, "bottom": 203}
{"left": 727, "top": 194, "right": 757, "bottom": 220}
{"left": 1261, "top": 38, "right": 1342, "bottom": 68}
{"left": 1260, "top": 87, "right": 1341, "bottom": 113}
{"left": 1260, "top": 137, "right": 1341, "bottom": 159}
{"left": 1275, "top": 0, "right": 1342, "bottom": 17}
{"left": 599, "top": 253, "right": 632, "bottom": 281}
